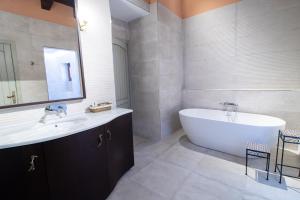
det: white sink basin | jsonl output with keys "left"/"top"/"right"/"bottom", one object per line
{"left": 0, "top": 122, "right": 37, "bottom": 136}
{"left": 36, "top": 116, "right": 88, "bottom": 129}
{"left": 0, "top": 116, "right": 88, "bottom": 137}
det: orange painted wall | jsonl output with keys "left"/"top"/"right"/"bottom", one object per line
{"left": 0, "top": 0, "right": 76, "bottom": 27}
{"left": 145, "top": 0, "right": 182, "bottom": 18}
{"left": 159, "top": 0, "right": 182, "bottom": 18}
{"left": 145, "top": 0, "right": 157, "bottom": 3}
{"left": 145, "top": 0, "right": 240, "bottom": 19}
{"left": 182, "top": 0, "right": 239, "bottom": 19}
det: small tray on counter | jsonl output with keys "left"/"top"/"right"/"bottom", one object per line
{"left": 89, "top": 102, "right": 112, "bottom": 113}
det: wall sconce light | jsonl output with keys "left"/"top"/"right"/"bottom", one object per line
{"left": 79, "top": 20, "right": 88, "bottom": 31}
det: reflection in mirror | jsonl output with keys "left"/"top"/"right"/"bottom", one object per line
{"left": 44, "top": 47, "right": 82, "bottom": 100}
{"left": 0, "top": 41, "right": 18, "bottom": 105}
{"left": 0, "top": 0, "right": 84, "bottom": 108}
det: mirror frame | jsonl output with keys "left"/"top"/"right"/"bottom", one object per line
{"left": 0, "top": 0, "right": 86, "bottom": 109}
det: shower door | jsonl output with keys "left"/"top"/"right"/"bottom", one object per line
{"left": 112, "top": 39, "right": 130, "bottom": 108}
{"left": 0, "top": 42, "right": 18, "bottom": 105}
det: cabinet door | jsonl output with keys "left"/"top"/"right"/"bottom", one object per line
{"left": 0, "top": 146, "right": 27, "bottom": 199}
{"left": 23, "top": 144, "right": 49, "bottom": 200}
{"left": 78, "top": 126, "right": 110, "bottom": 200}
{"left": 106, "top": 113, "right": 134, "bottom": 190}
{"left": 0, "top": 144, "right": 48, "bottom": 200}
{"left": 43, "top": 134, "right": 83, "bottom": 200}
{"left": 44, "top": 127, "right": 110, "bottom": 200}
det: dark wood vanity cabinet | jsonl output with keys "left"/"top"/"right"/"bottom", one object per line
{"left": 106, "top": 114, "right": 134, "bottom": 189}
{"left": 0, "top": 146, "right": 26, "bottom": 199}
{"left": 77, "top": 126, "right": 111, "bottom": 200}
{"left": 44, "top": 126, "right": 110, "bottom": 200}
{"left": 22, "top": 144, "right": 49, "bottom": 199}
{"left": 0, "top": 143, "right": 49, "bottom": 200}
{"left": 43, "top": 132, "right": 87, "bottom": 200}
{"left": 0, "top": 113, "right": 134, "bottom": 200}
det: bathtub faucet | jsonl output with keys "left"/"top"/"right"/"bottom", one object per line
{"left": 221, "top": 102, "right": 238, "bottom": 107}
{"left": 220, "top": 102, "right": 239, "bottom": 117}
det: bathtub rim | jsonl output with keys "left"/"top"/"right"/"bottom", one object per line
{"left": 179, "top": 108, "right": 286, "bottom": 128}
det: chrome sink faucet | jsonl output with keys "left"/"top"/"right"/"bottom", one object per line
{"left": 39, "top": 104, "right": 67, "bottom": 123}
{"left": 45, "top": 104, "right": 67, "bottom": 115}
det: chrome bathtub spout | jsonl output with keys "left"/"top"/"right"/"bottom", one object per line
{"left": 220, "top": 102, "right": 238, "bottom": 122}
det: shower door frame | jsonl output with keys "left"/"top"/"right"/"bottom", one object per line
{"left": 112, "top": 38, "right": 131, "bottom": 108}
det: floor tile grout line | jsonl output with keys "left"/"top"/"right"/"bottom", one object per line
{"left": 126, "top": 155, "right": 156, "bottom": 178}
{"left": 189, "top": 170, "right": 250, "bottom": 198}
{"left": 129, "top": 156, "right": 192, "bottom": 199}
{"left": 169, "top": 171, "right": 194, "bottom": 200}
{"left": 129, "top": 173, "right": 173, "bottom": 199}
{"left": 157, "top": 147, "right": 208, "bottom": 172}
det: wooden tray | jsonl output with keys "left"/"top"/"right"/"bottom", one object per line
{"left": 89, "top": 103, "right": 112, "bottom": 113}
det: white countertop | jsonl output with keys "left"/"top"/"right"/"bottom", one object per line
{"left": 0, "top": 108, "right": 133, "bottom": 150}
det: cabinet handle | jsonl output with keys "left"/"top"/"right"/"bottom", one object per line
{"left": 107, "top": 129, "right": 112, "bottom": 141}
{"left": 97, "top": 134, "right": 103, "bottom": 148}
{"left": 28, "top": 155, "right": 38, "bottom": 172}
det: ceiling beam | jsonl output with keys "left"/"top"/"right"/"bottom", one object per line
{"left": 41, "top": 0, "right": 54, "bottom": 10}
{"left": 55, "top": 0, "right": 74, "bottom": 8}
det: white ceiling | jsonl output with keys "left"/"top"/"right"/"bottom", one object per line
{"left": 110, "top": 0, "right": 150, "bottom": 22}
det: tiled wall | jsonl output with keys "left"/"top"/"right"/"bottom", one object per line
{"left": 183, "top": 0, "right": 300, "bottom": 133}
{"left": 0, "top": 0, "right": 116, "bottom": 127}
{"left": 128, "top": 2, "right": 183, "bottom": 140}
{"left": 0, "top": 11, "right": 78, "bottom": 103}
{"left": 111, "top": 18, "right": 130, "bottom": 41}
{"left": 158, "top": 3, "right": 183, "bottom": 137}
{"left": 128, "top": 3, "right": 161, "bottom": 140}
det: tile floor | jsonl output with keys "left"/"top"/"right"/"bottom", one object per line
{"left": 107, "top": 130, "right": 300, "bottom": 200}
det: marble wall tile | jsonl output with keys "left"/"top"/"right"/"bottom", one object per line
{"left": 158, "top": 3, "right": 183, "bottom": 137}
{"left": 111, "top": 18, "right": 130, "bottom": 41}
{"left": 128, "top": 3, "right": 161, "bottom": 141}
{"left": 128, "top": 2, "right": 183, "bottom": 140}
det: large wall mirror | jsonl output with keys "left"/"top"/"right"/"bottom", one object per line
{"left": 0, "top": 0, "right": 85, "bottom": 109}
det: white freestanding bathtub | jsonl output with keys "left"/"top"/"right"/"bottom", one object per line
{"left": 179, "top": 109, "right": 286, "bottom": 157}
